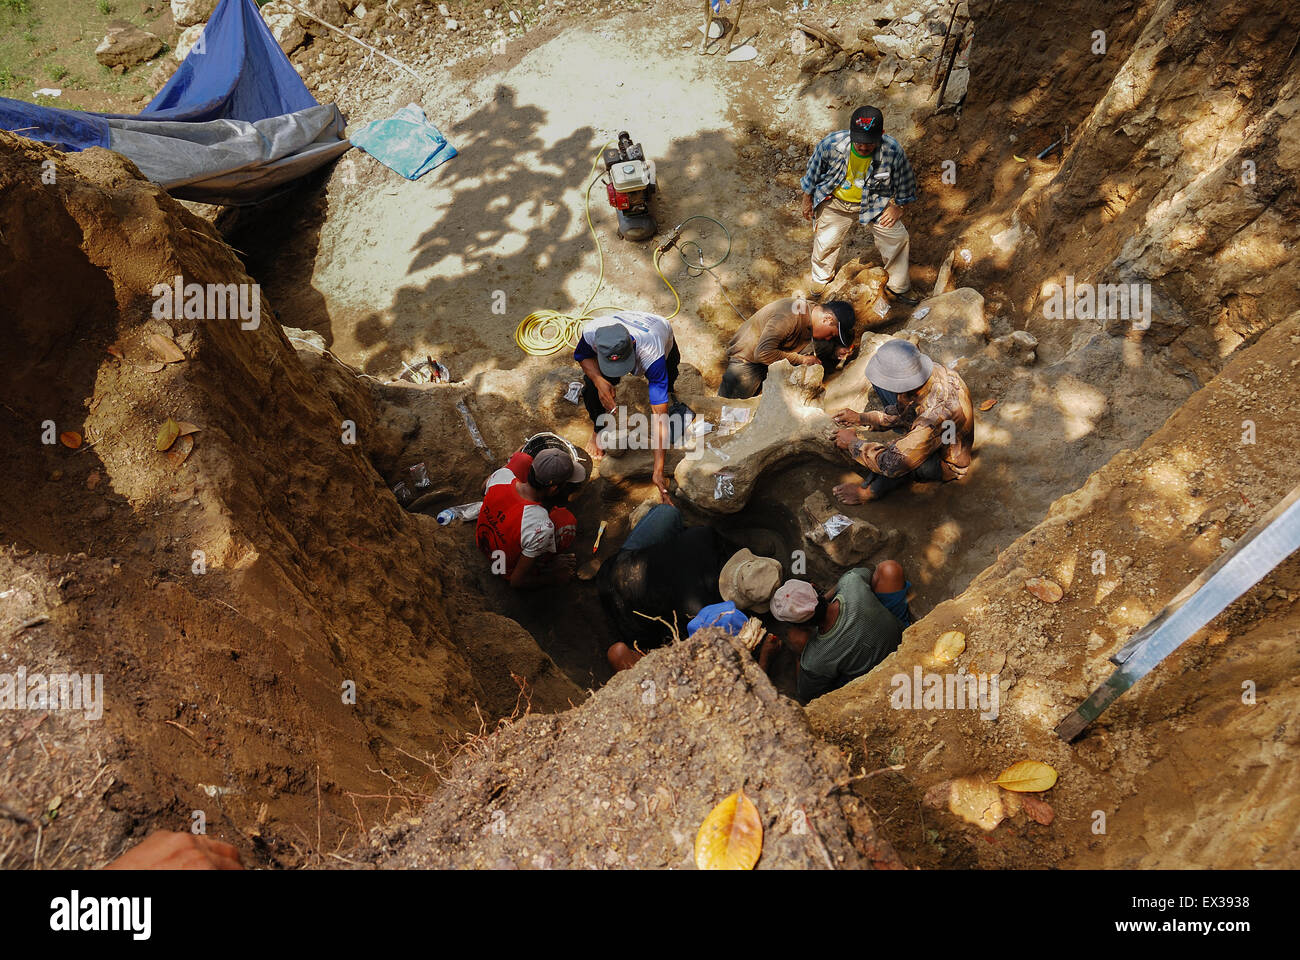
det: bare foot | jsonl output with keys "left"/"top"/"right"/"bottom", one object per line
{"left": 587, "top": 430, "right": 606, "bottom": 462}
{"left": 833, "top": 482, "right": 875, "bottom": 505}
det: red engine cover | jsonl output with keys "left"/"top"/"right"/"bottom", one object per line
{"left": 606, "top": 182, "right": 631, "bottom": 211}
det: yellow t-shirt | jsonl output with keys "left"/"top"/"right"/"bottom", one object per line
{"left": 833, "top": 145, "right": 872, "bottom": 204}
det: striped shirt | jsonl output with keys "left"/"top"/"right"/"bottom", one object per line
{"left": 800, "top": 130, "right": 917, "bottom": 225}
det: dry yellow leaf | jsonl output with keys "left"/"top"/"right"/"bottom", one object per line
{"left": 695, "top": 790, "right": 763, "bottom": 870}
{"left": 932, "top": 630, "right": 966, "bottom": 663}
{"left": 1024, "top": 577, "right": 1064, "bottom": 603}
{"left": 58, "top": 431, "right": 82, "bottom": 449}
{"left": 156, "top": 418, "right": 180, "bottom": 452}
{"left": 992, "top": 760, "right": 1058, "bottom": 793}
{"left": 167, "top": 434, "right": 194, "bottom": 467}
{"left": 979, "top": 397, "right": 997, "bottom": 411}
{"left": 146, "top": 333, "right": 185, "bottom": 364}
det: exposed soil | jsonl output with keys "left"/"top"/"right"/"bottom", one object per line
{"left": 3, "top": 0, "right": 1298, "bottom": 871}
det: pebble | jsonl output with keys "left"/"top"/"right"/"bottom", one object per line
{"left": 438, "top": 2, "right": 449, "bottom": 14}
{"left": 445, "top": 17, "right": 459, "bottom": 29}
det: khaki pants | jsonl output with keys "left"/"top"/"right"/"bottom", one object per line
{"left": 811, "top": 196, "right": 911, "bottom": 292}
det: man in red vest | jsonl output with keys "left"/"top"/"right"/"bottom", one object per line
{"left": 475, "top": 448, "right": 583, "bottom": 588}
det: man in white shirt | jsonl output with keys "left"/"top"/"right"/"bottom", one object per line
{"left": 573, "top": 310, "right": 679, "bottom": 502}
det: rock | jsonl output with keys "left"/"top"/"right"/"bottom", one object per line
{"left": 988, "top": 330, "right": 1038, "bottom": 365}
{"left": 294, "top": 0, "right": 348, "bottom": 30}
{"left": 871, "top": 33, "right": 913, "bottom": 58}
{"left": 261, "top": 3, "right": 307, "bottom": 54}
{"left": 874, "top": 53, "right": 899, "bottom": 86}
{"left": 675, "top": 361, "right": 843, "bottom": 514}
{"left": 802, "top": 491, "right": 891, "bottom": 566}
{"left": 173, "top": 23, "right": 205, "bottom": 61}
{"left": 146, "top": 59, "right": 177, "bottom": 93}
{"left": 942, "top": 66, "right": 970, "bottom": 105}
{"left": 826, "top": 262, "right": 890, "bottom": 330}
{"left": 170, "top": 0, "right": 217, "bottom": 28}
{"left": 95, "top": 24, "right": 164, "bottom": 68}
{"left": 353, "top": 2, "right": 366, "bottom": 17}
{"left": 438, "top": 1, "right": 449, "bottom": 14}
{"left": 282, "top": 325, "right": 326, "bottom": 352}
{"left": 445, "top": 17, "right": 459, "bottom": 29}
{"left": 900, "top": 288, "right": 989, "bottom": 367}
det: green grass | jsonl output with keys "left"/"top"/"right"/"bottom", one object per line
{"left": 45, "top": 62, "right": 66, "bottom": 81}
{"left": 2, "top": 0, "right": 31, "bottom": 15}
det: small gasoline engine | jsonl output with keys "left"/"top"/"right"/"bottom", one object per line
{"left": 603, "top": 131, "right": 657, "bottom": 241}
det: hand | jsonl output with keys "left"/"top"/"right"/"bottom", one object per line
{"left": 796, "top": 354, "right": 821, "bottom": 366}
{"left": 834, "top": 428, "right": 858, "bottom": 450}
{"left": 801, "top": 193, "right": 814, "bottom": 221}
{"left": 104, "top": 831, "right": 243, "bottom": 870}
{"left": 596, "top": 378, "right": 616, "bottom": 412}
{"left": 835, "top": 344, "right": 854, "bottom": 360}
{"left": 878, "top": 201, "right": 901, "bottom": 228}
{"left": 832, "top": 408, "right": 861, "bottom": 427}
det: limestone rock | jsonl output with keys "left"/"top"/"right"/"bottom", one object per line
{"left": 95, "top": 24, "right": 163, "bottom": 68}
{"left": 826, "top": 261, "right": 890, "bottom": 331}
{"left": 942, "top": 66, "right": 970, "bottom": 105}
{"left": 294, "top": 0, "right": 348, "bottom": 30}
{"left": 174, "top": 23, "right": 205, "bottom": 61}
{"left": 802, "top": 491, "right": 891, "bottom": 566}
{"left": 146, "top": 59, "right": 177, "bottom": 94}
{"left": 675, "top": 361, "right": 842, "bottom": 514}
{"left": 171, "top": 0, "right": 217, "bottom": 28}
{"left": 989, "top": 330, "right": 1038, "bottom": 365}
{"left": 900, "top": 287, "right": 988, "bottom": 367}
{"left": 261, "top": 2, "right": 308, "bottom": 53}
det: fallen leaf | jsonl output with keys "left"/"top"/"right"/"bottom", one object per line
{"left": 1013, "top": 154, "right": 1027, "bottom": 162}
{"left": 156, "top": 418, "right": 180, "bottom": 452}
{"left": 979, "top": 397, "right": 997, "bottom": 411}
{"left": 695, "top": 790, "right": 763, "bottom": 870}
{"left": 166, "top": 434, "right": 194, "bottom": 467}
{"left": 933, "top": 630, "right": 966, "bottom": 663}
{"left": 106, "top": 344, "right": 124, "bottom": 359}
{"left": 86, "top": 471, "right": 101, "bottom": 490}
{"left": 58, "top": 431, "right": 82, "bottom": 449}
{"left": 146, "top": 333, "right": 185, "bottom": 364}
{"left": 1021, "top": 795, "right": 1056, "bottom": 825}
{"left": 1024, "top": 577, "right": 1064, "bottom": 603}
{"left": 175, "top": 421, "right": 202, "bottom": 436}
{"left": 992, "top": 760, "right": 1058, "bottom": 793}
{"left": 136, "top": 362, "right": 166, "bottom": 373}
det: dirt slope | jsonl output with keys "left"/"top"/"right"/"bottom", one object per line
{"left": 807, "top": 313, "right": 1300, "bottom": 869}
{"left": 0, "top": 133, "right": 579, "bottom": 869}
{"left": 366, "top": 629, "right": 901, "bottom": 870}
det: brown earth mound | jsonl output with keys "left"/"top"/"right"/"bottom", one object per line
{"left": 366, "top": 629, "right": 901, "bottom": 870}
{"left": 0, "top": 133, "right": 579, "bottom": 869}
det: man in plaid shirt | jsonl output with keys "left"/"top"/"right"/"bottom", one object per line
{"left": 800, "top": 105, "right": 918, "bottom": 302}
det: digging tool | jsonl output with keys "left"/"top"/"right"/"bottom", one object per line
{"left": 932, "top": 1, "right": 960, "bottom": 89}
{"left": 1055, "top": 482, "right": 1300, "bottom": 742}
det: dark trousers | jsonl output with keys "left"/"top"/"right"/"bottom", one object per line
{"left": 582, "top": 342, "right": 681, "bottom": 425}
{"left": 862, "top": 448, "right": 946, "bottom": 498}
{"left": 718, "top": 357, "right": 766, "bottom": 399}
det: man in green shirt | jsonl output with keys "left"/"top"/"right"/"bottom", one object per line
{"left": 770, "top": 561, "right": 912, "bottom": 703}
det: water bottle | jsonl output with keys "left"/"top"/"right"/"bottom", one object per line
{"left": 437, "top": 501, "right": 482, "bottom": 525}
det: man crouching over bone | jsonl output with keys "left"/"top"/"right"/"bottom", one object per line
{"left": 829, "top": 339, "right": 973, "bottom": 504}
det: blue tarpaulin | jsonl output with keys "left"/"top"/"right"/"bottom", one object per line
{"left": 349, "top": 104, "right": 457, "bottom": 180}
{"left": 0, "top": 0, "right": 350, "bottom": 204}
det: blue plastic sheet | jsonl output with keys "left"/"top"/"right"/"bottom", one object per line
{"left": 349, "top": 104, "right": 457, "bottom": 180}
